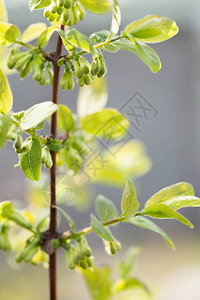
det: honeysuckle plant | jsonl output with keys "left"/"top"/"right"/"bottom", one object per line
{"left": 0, "top": 0, "right": 199, "bottom": 299}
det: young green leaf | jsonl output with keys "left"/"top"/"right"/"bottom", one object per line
{"left": 21, "top": 23, "right": 47, "bottom": 43}
{"left": 19, "top": 137, "right": 42, "bottom": 181}
{"left": 96, "top": 195, "right": 118, "bottom": 222}
{"left": 0, "top": 68, "right": 13, "bottom": 113}
{"left": 124, "top": 15, "right": 179, "bottom": 43}
{"left": 109, "top": 0, "right": 121, "bottom": 39}
{"left": 29, "top": 0, "right": 51, "bottom": 11}
{"left": 37, "top": 25, "right": 58, "bottom": 48}
{"left": 124, "top": 216, "right": 175, "bottom": 250}
{"left": 20, "top": 101, "right": 58, "bottom": 131}
{"left": 164, "top": 195, "right": 200, "bottom": 210}
{"left": 145, "top": 182, "right": 195, "bottom": 208}
{"left": 90, "top": 214, "right": 113, "bottom": 242}
{"left": 0, "top": 113, "right": 11, "bottom": 149}
{"left": 65, "top": 28, "right": 96, "bottom": 55}
{"left": 114, "top": 39, "right": 161, "bottom": 73}
{"left": 0, "top": 22, "right": 20, "bottom": 45}
{"left": 121, "top": 175, "right": 140, "bottom": 218}
{"left": 81, "top": 267, "right": 111, "bottom": 300}
{"left": 57, "top": 104, "right": 75, "bottom": 133}
{"left": 55, "top": 206, "right": 75, "bottom": 232}
{"left": 79, "top": 0, "right": 111, "bottom": 15}
{"left": 77, "top": 77, "right": 108, "bottom": 118}
{"left": 143, "top": 203, "right": 193, "bottom": 228}
{"left": 56, "top": 29, "right": 75, "bottom": 52}
{"left": 0, "top": 0, "right": 8, "bottom": 23}
{"left": 80, "top": 108, "right": 129, "bottom": 139}
{"left": 90, "top": 30, "right": 119, "bottom": 53}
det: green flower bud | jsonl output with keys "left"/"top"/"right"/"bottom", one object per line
{"left": 72, "top": 3, "right": 80, "bottom": 25}
{"left": 85, "top": 257, "right": 93, "bottom": 268}
{"left": 57, "top": 57, "right": 65, "bottom": 67}
{"left": 77, "top": 77, "right": 85, "bottom": 87}
{"left": 91, "top": 60, "right": 100, "bottom": 76}
{"left": 46, "top": 62, "right": 54, "bottom": 85}
{"left": 59, "top": 0, "right": 64, "bottom": 6}
{"left": 79, "top": 236, "right": 92, "bottom": 257}
{"left": 60, "top": 70, "right": 69, "bottom": 90}
{"left": 97, "top": 58, "right": 106, "bottom": 78}
{"left": 39, "top": 66, "right": 47, "bottom": 85}
{"left": 75, "top": 239, "right": 85, "bottom": 261}
{"left": 66, "top": 11, "right": 74, "bottom": 26}
{"left": 67, "top": 70, "right": 74, "bottom": 90}
{"left": 104, "top": 240, "right": 121, "bottom": 255}
{"left": 44, "top": 8, "right": 51, "bottom": 18}
{"left": 79, "top": 57, "right": 90, "bottom": 74}
{"left": 33, "top": 69, "right": 42, "bottom": 82}
{"left": 56, "top": 6, "right": 63, "bottom": 15}
{"left": 79, "top": 258, "right": 89, "bottom": 270}
{"left": 76, "top": 2, "right": 85, "bottom": 21}
{"left": 10, "top": 52, "right": 29, "bottom": 68}
{"left": 51, "top": 239, "right": 61, "bottom": 249}
{"left": 64, "top": 0, "right": 72, "bottom": 9}
{"left": 15, "top": 54, "right": 32, "bottom": 71}
{"left": 14, "top": 133, "right": 22, "bottom": 151}
{"left": 16, "top": 240, "right": 39, "bottom": 264}
{"left": 73, "top": 60, "right": 83, "bottom": 79}
{"left": 48, "top": 12, "right": 57, "bottom": 22}
{"left": 65, "top": 247, "right": 76, "bottom": 270}
{"left": 83, "top": 74, "right": 90, "bottom": 85}
{"left": 20, "top": 60, "right": 32, "bottom": 79}
{"left": 42, "top": 146, "right": 53, "bottom": 169}
{"left": 0, "top": 225, "right": 11, "bottom": 252}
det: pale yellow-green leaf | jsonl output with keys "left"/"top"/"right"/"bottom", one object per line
{"left": 125, "top": 15, "right": 179, "bottom": 43}
{"left": 77, "top": 77, "right": 108, "bottom": 118}
{"left": 109, "top": 0, "right": 121, "bottom": 39}
{"left": 0, "top": 22, "right": 20, "bottom": 45}
{"left": 0, "top": 0, "right": 7, "bottom": 22}
{"left": 0, "top": 68, "right": 13, "bottom": 113}
{"left": 145, "top": 182, "right": 194, "bottom": 208}
{"left": 81, "top": 108, "right": 129, "bottom": 139}
{"left": 143, "top": 203, "right": 193, "bottom": 228}
{"left": 163, "top": 195, "right": 200, "bottom": 210}
{"left": 79, "top": 0, "right": 111, "bottom": 15}
{"left": 0, "top": 113, "right": 11, "bottom": 149}
{"left": 121, "top": 175, "right": 140, "bottom": 218}
{"left": 57, "top": 104, "right": 75, "bottom": 132}
{"left": 92, "top": 141, "right": 152, "bottom": 187}
{"left": 37, "top": 25, "right": 58, "bottom": 48}
{"left": 21, "top": 23, "right": 47, "bottom": 43}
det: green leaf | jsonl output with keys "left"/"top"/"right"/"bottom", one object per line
{"left": 20, "top": 101, "right": 58, "bottom": 131}
{"left": 63, "top": 148, "right": 82, "bottom": 175}
{"left": 124, "top": 15, "right": 179, "bottom": 43}
{"left": 143, "top": 203, "right": 193, "bottom": 228}
{"left": 114, "top": 39, "right": 161, "bottom": 73}
{"left": 57, "top": 104, "right": 75, "bottom": 133}
{"left": 19, "top": 137, "right": 42, "bottom": 181}
{"left": 37, "top": 25, "right": 58, "bottom": 48}
{"left": 164, "top": 196, "right": 200, "bottom": 210}
{"left": 0, "top": 22, "right": 20, "bottom": 45}
{"left": 90, "top": 30, "right": 119, "bottom": 53}
{"left": 55, "top": 29, "right": 75, "bottom": 52}
{"left": 96, "top": 195, "right": 118, "bottom": 222}
{"left": 0, "top": 113, "right": 11, "bottom": 149}
{"left": 92, "top": 141, "right": 152, "bottom": 187}
{"left": 145, "top": 182, "right": 195, "bottom": 208}
{"left": 112, "top": 278, "right": 151, "bottom": 300}
{"left": 21, "top": 23, "right": 47, "bottom": 43}
{"left": 0, "top": 68, "right": 13, "bottom": 113}
{"left": 79, "top": 0, "right": 111, "bottom": 15}
{"left": 77, "top": 77, "right": 108, "bottom": 118}
{"left": 118, "top": 247, "right": 141, "bottom": 279}
{"left": 124, "top": 216, "right": 175, "bottom": 250}
{"left": 65, "top": 28, "right": 96, "bottom": 55}
{"left": 109, "top": 0, "right": 121, "bottom": 39}
{"left": 81, "top": 267, "right": 111, "bottom": 300}
{"left": 121, "top": 175, "right": 140, "bottom": 218}
{"left": 0, "top": 0, "right": 8, "bottom": 22}
{"left": 80, "top": 108, "right": 129, "bottom": 139}
{"left": 55, "top": 206, "right": 75, "bottom": 232}
{"left": 90, "top": 214, "right": 113, "bottom": 242}
{"left": 29, "top": 0, "right": 51, "bottom": 11}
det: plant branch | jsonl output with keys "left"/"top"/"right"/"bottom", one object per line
{"left": 49, "top": 24, "right": 64, "bottom": 300}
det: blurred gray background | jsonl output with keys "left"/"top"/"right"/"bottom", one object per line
{"left": 1, "top": 0, "right": 200, "bottom": 299}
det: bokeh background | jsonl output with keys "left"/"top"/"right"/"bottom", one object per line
{"left": 1, "top": 0, "right": 200, "bottom": 299}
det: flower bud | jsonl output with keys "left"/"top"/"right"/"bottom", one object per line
{"left": 80, "top": 258, "right": 88, "bottom": 270}
{"left": 0, "top": 225, "right": 11, "bottom": 252}
{"left": 20, "top": 60, "right": 32, "bottom": 79}
{"left": 44, "top": 8, "right": 51, "bottom": 18}
{"left": 77, "top": 77, "right": 85, "bottom": 87}
{"left": 51, "top": 239, "right": 61, "bottom": 249}
{"left": 42, "top": 146, "right": 53, "bottom": 169}
{"left": 66, "top": 11, "right": 74, "bottom": 26}
{"left": 46, "top": 63, "right": 54, "bottom": 85}
{"left": 58, "top": 0, "right": 64, "bottom": 6}
{"left": 97, "top": 57, "right": 106, "bottom": 78}
{"left": 83, "top": 74, "right": 90, "bottom": 85}
{"left": 65, "top": 246, "right": 76, "bottom": 270}
{"left": 76, "top": 2, "right": 85, "bottom": 21}
{"left": 91, "top": 59, "right": 100, "bottom": 76}
{"left": 72, "top": 3, "right": 80, "bottom": 25}
{"left": 48, "top": 12, "right": 57, "bottom": 22}
{"left": 48, "top": 139, "right": 62, "bottom": 152}
{"left": 73, "top": 60, "right": 83, "bottom": 79}
{"left": 79, "top": 236, "right": 92, "bottom": 257}
{"left": 64, "top": 0, "right": 72, "bottom": 9}
{"left": 85, "top": 256, "right": 93, "bottom": 268}
{"left": 14, "top": 133, "right": 22, "bottom": 152}
{"left": 79, "top": 57, "right": 90, "bottom": 74}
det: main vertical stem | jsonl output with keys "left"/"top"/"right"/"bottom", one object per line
{"left": 49, "top": 24, "right": 64, "bottom": 300}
